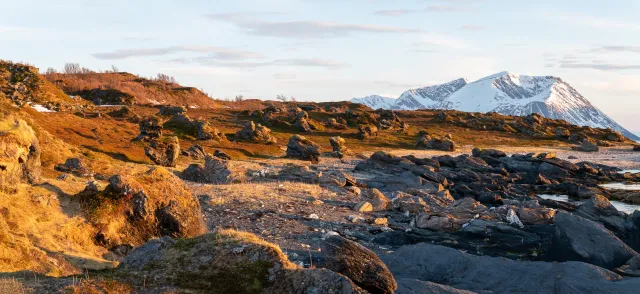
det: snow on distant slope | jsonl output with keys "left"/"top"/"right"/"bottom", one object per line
{"left": 350, "top": 95, "right": 396, "bottom": 110}
{"left": 350, "top": 72, "right": 639, "bottom": 141}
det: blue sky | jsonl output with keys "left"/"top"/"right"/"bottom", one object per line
{"left": 1, "top": 0, "right": 639, "bottom": 130}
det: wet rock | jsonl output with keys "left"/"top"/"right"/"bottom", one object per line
{"left": 383, "top": 243, "right": 640, "bottom": 294}
{"left": 54, "top": 157, "right": 93, "bottom": 177}
{"left": 634, "top": 145, "right": 640, "bottom": 152}
{"left": 552, "top": 211, "right": 639, "bottom": 270}
{"left": 134, "top": 116, "right": 163, "bottom": 141}
{"left": 329, "top": 136, "right": 350, "bottom": 158}
{"left": 285, "top": 135, "right": 321, "bottom": 163}
{"left": 145, "top": 137, "right": 180, "bottom": 167}
{"left": 0, "top": 115, "right": 41, "bottom": 190}
{"left": 517, "top": 207, "right": 556, "bottom": 225}
{"left": 234, "top": 121, "right": 277, "bottom": 144}
{"left": 322, "top": 236, "right": 397, "bottom": 294}
{"left": 357, "top": 124, "right": 378, "bottom": 140}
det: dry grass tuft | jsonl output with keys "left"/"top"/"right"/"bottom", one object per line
{"left": 0, "top": 278, "right": 31, "bottom": 294}
{"left": 63, "top": 278, "right": 133, "bottom": 294}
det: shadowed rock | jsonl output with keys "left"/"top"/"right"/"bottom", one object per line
{"left": 235, "top": 121, "right": 277, "bottom": 144}
{"left": 286, "top": 135, "right": 321, "bottom": 163}
{"left": 145, "top": 137, "right": 180, "bottom": 167}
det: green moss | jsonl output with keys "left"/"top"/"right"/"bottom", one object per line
{"left": 175, "top": 260, "right": 272, "bottom": 293}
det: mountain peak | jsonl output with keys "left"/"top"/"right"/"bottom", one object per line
{"left": 349, "top": 72, "right": 639, "bottom": 141}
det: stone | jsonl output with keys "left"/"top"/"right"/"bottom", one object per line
{"left": 144, "top": 137, "right": 180, "bottom": 167}
{"left": 0, "top": 115, "right": 41, "bottom": 191}
{"left": 181, "top": 155, "right": 244, "bottom": 184}
{"left": 517, "top": 207, "right": 556, "bottom": 225}
{"left": 552, "top": 211, "right": 639, "bottom": 270}
{"left": 285, "top": 135, "right": 321, "bottom": 163}
{"left": 357, "top": 124, "right": 378, "bottom": 140}
{"left": 571, "top": 140, "right": 599, "bottom": 152}
{"left": 329, "top": 136, "right": 350, "bottom": 158}
{"left": 364, "top": 189, "right": 392, "bottom": 211}
{"left": 322, "top": 236, "right": 397, "bottom": 294}
{"left": 634, "top": 145, "right": 640, "bottom": 152}
{"left": 293, "top": 111, "right": 313, "bottom": 132}
{"left": 383, "top": 243, "right": 640, "bottom": 294}
{"left": 354, "top": 201, "right": 373, "bottom": 212}
{"left": 134, "top": 116, "right": 163, "bottom": 141}
{"left": 182, "top": 144, "right": 207, "bottom": 159}
{"left": 392, "top": 192, "right": 429, "bottom": 213}
{"left": 373, "top": 218, "right": 388, "bottom": 225}
{"left": 158, "top": 105, "right": 187, "bottom": 116}
{"left": 234, "top": 121, "right": 277, "bottom": 144}
{"left": 213, "top": 150, "right": 231, "bottom": 160}
{"left": 416, "top": 133, "right": 456, "bottom": 152}
{"left": 471, "top": 147, "right": 506, "bottom": 158}
{"left": 54, "top": 157, "right": 93, "bottom": 177}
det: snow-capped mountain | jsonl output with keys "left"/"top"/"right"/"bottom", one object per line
{"left": 350, "top": 95, "right": 396, "bottom": 110}
{"left": 350, "top": 72, "right": 639, "bottom": 141}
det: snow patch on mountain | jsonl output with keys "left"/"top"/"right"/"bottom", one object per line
{"left": 350, "top": 72, "right": 639, "bottom": 141}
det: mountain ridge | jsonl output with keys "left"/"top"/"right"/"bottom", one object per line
{"left": 351, "top": 72, "right": 639, "bottom": 141}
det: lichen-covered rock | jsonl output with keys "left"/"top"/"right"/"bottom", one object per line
{"left": 134, "top": 116, "right": 163, "bottom": 141}
{"left": 0, "top": 115, "right": 41, "bottom": 191}
{"left": 235, "top": 121, "right": 277, "bottom": 144}
{"left": 78, "top": 167, "right": 206, "bottom": 247}
{"left": 118, "top": 231, "right": 364, "bottom": 293}
{"left": 158, "top": 105, "right": 187, "bottom": 116}
{"left": 181, "top": 155, "right": 244, "bottom": 184}
{"left": 54, "top": 157, "right": 93, "bottom": 177}
{"left": 293, "top": 110, "right": 313, "bottom": 132}
{"left": 181, "top": 144, "right": 207, "bottom": 159}
{"left": 286, "top": 135, "right": 321, "bottom": 163}
{"left": 357, "top": 124, "right": 378, "bottom": 140}
{"left": 363, "top": 188, "right": 392, "bottom": 211}
{"left": 326, "top": 118, "right": 348, "bottom": 130}
{"left": 145, "top": 137, "right": 180, "bottom": 167}
{"left": 329, "top": 136, "right": 350, "bottom": 158}
{"left": 164, "top": 114, "right": 225, "bottom": 141}
{"left": 214, "top": 149, "right": 232, "bottom": 160}
{"left": 321, "top": 236, "right": 397, "bottom": 294}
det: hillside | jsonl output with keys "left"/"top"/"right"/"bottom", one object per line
{"left": 43, "top": 70, "right": 220, "bottom": 108}
{"left": 351, "top": 72, "right": 639, "bottom": 141}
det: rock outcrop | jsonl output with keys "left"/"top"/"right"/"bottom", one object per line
{"left": 145, "top": 137, "right": 180, "bottom": 167}
{"left": 286, "top": 135, "right": 321, "bottom": 163}
{"left": 0, "top": 115, "right": 41, "bottom": 191}
{"left": 234, "top": 121, "right": 277, "bottom": 144}
{"left": 416, "top": 131, "right": 456, "bottom": 151}
{"left": 322, "top": 236, "right": 397, "bottom": 294}
{"left": 182, "top": 155, "right": 244, "bottom": 184}
{"left": 78, "top": 167, "right": 206, "bottom": 247}
{"left": 134, "top": 116, "right": 163, "bottom": 141}
{"left": 164, "top": 114, "right": 225, "bottom": 141}
{"left": 54, "top": 157, "right": 93, "bottom": 177}
{"left": 357, "top": 124, "right": 378, "bottom": 140}
{"left": 329, "top": 136, "right": 350, "bottom": 158}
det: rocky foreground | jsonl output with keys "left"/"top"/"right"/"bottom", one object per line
{"left": 2, "top": 60, "right": 640, "bottom": 293}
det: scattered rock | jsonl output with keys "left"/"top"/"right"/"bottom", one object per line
{"left": 158, "top": 105, "right": 187, "bottom": 116}
{"left": 234, "top": 121, "right": 277, "bottom": 144}
{"left": 416, "top": 131, "right": 456, "bottom": 151}
{"left": 322, "top": 236, "right": 397, "bottom": 294}
{"left": 182, "top": 144, "right": 207, "bottom": 159}
{"left": 213, "top": 150, "right": 232, "bottom": 160}
{"left": 54, "top": 157, "right": 93, "bottom": 177}
{"left": 0, "top": 115, "right": 41, "bottom": 191}
{"left": 634, "top": 145, "right": 640, "bottom": 152}
{"left": 363, "top": 188, "right": 392, "bottom": 211}
{"left": 357, "top": 124, "right": 378, "bottom": 140}
{"left": 354, "top": 201, "right": 373, "bottom": 212}
{"left": 134, "top": 116, "right": 163, "bottom": 141}
{"left": 181, "top": 155, "right": 244, "bottom": 184}
{"left": 571, "top": 140, "right": 599, "bottom": 152}
{"left": 285, "top": 135, "right": 321, "bottom": 163}
{"left": 329, "top": 136, "right": 350, "bottom": 158}
{"left": 145, "top": 137, "right": 180, "bottom": 167}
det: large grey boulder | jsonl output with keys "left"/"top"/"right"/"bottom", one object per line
{"left": 552, "top": 211, "right": 639, "bottom": 270}
{"left": 145, "top": 137, "right": 180, "bottom": 167}
{"left": 285, "top": 135, "right": 321, "bottom": 163}
{"left": 383, "top": 243, "right": 640, "bottom": 294}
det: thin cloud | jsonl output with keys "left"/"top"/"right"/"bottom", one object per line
{"left": 373, "top": 10, "right": 415, "bottom": 17}
{"left": 554, "top": 14, "right": 640, "bottom": 32}
{"left": 560, "top": 62, "right": 640, "bottom": 71}
{"left": 205, "top": 13, "right": 421, "bottom": 38}
{"left": 92, "top": 46, "right": 265, "bottom": 60}
{"left": 460, "top": 25, "right": 486, "bottom": 31}
{"left": 592, "top": 46, "right": 640, "bottom": 54}
{"left": 170, "top": 57, "right": 347, "bottom": 70}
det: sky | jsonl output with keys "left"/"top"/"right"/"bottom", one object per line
{"left": 1, "top": 0, "right": 639, "bottom": 131}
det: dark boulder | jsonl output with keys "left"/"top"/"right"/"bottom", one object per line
{"left": 357, "top": 124, "right": 378, "bottom": 140}
{"left": 55, "top": 157, "right": 93, "bottom": 177}
{"left": 322, "top": 236, "right": 397, "bottom": 294}
{"left": 285, "top": 135, "right": 321, "bottom": 163}
{"left": 145, "top": 137, "right": 180, "bottom": 167}
{"left": 552, "top": 211, "right": 639, "bottom": 270}
{"left": 234, "top": 121, "right": 277, "bottom": 144}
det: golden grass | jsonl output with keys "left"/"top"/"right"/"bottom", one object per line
{"left": 0, "top": 278, "right": 31, "bottom": 294}
{"left": 0, "top": 185, "right": 115, "bottom": 276}
{"left": 63, "top": 278, "right": 133, "bottom": 294}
